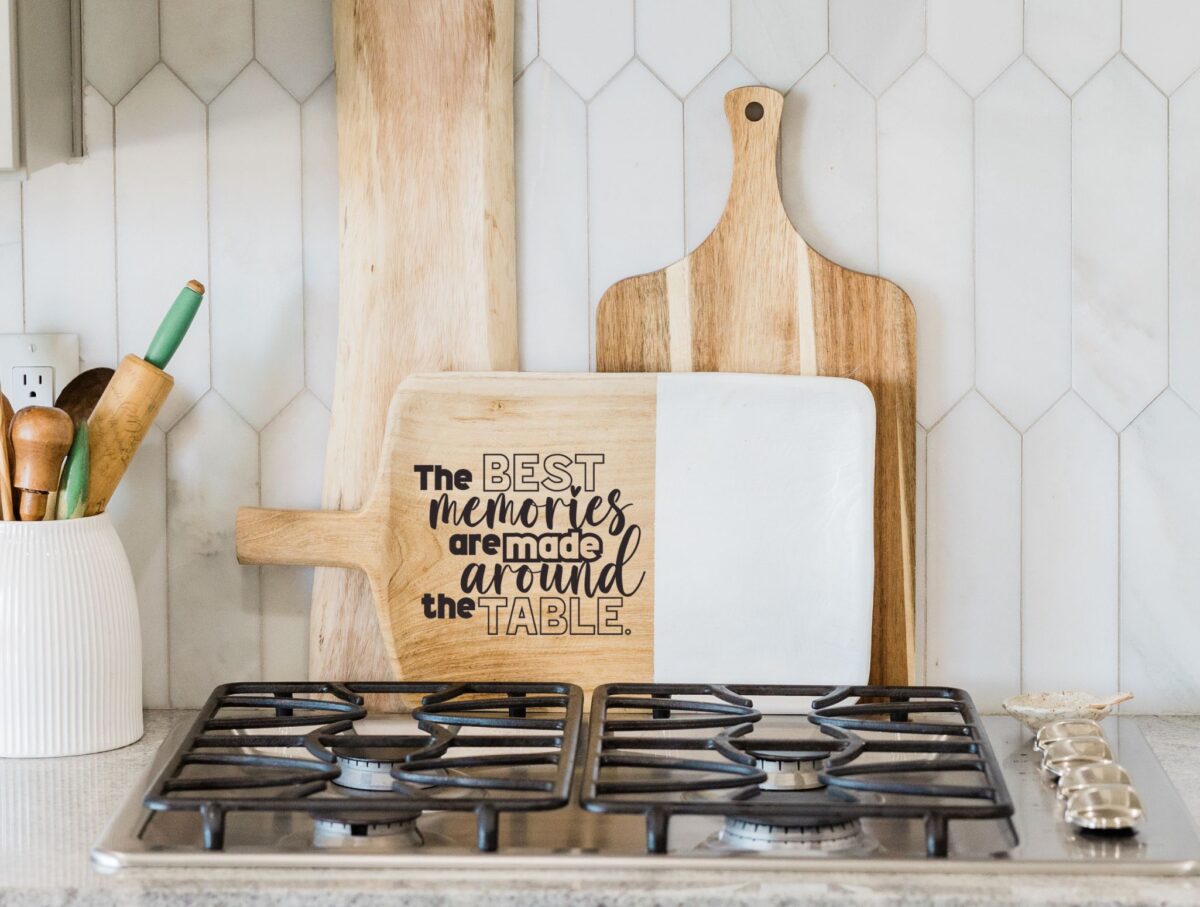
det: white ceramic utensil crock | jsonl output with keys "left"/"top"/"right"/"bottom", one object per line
{"left": 0, "top": 513, "right": 142, "bottom": 757}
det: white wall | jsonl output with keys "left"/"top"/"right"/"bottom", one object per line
{"left": 10, "top": 0, "right": 1199, "bottom": 711}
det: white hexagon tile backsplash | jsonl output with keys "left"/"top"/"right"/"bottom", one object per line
{"left": 7, "top": 0, "right": 1198, "bottom": 710}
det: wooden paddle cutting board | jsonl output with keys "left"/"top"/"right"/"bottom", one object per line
{"left": 595, "top": 86, "right": 917, "bottom": 686}
{"left": 314, "top": 0, "right": 517, "bottom": 686}
{"left": 238, "top": 373, "right": 877, "bottom": 693}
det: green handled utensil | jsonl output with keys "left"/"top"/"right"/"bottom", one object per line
{"left": 56, "top": 421, "right": 88, "bottom": 520}
{"left": 144, "top": 279, "right": 205, "bottom": 370}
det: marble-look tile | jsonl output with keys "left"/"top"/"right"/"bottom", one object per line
{"left": 1169, "top": 73, "right": 1200, "bottom": 413}
{"left": 915, "top": 422, "right": 927, "bottom": 684}
{"left": 975, "top": 58, "right": 1070, "bottom": 431}
{"left": 1123, "top": 0, "right": 1200, "bottom": 94}
{"left": 301, "top": 75, "right": 338, "bottom": 407}
{"left": 1023, "top": 393, "right": 1118, "bottom": 695}
{"left": 540, "top": 0, "right": 634, "bottom": 100}
{"left": 0, "top": 180, "right": 19, "bottom": 243}
{"left": 115, "top": 64, "right": 209, "bottom": 430}
{"left": 161, "top": 0, "right": 254, "bottom": 102}
{"left": 515, "top": 61, "right": 589, "bottom": 371}
{"left": 261, "top": 391, "right": 328, "bottom": 681}
{"left": 782, "top": 55, "right": 878, "bottom": 276}
{"left": 515, "top": 0, "right": 537, "bottom": 75}
{"left": 108, "top": 425, "right": 168, "bottom": 708}
{"left": 82, "top": 0, "right": 159, "bottom": 105}
{"left": 830, "top": 0, "right": 924, "bottom": 96}
{"left": 926, "top": 0, "right": 1021, "bottom": 97}
{"left": 254, "top": 0, "right": 333, "bottom": 101}
{"left": 926, "top": 392, "right": 1021, "bottom": 712}
{"left": 636, "top": 0, "right": 729, "bottom": 97}
{"left": 683, "top": 56, "right": 755, "bottom": 251}
{"left": 731, "top": 0, "right": 826, "bottom": 91}
{"left": 877, "top": 58, "right": 972, "bottom": 428}
{"left": 209, "top": 63, "right": 304, "bottom": 430}
{"left": 1024, "top": 0, "right": 1120, "bottom": 96}
{"left": 588, "top": 60, "right": 683, "bottom": 344}
{"left": 1120, "top": 390, "right": 1200, "bottom": 712}
{"left": 22, "top": 87, "right": 117, "bottom": 371}
{"left": 167, "top": 392, "right": 261, "bottom": 707}
{"left": 1072, "top": 56, "right": 1167, "bottom": 431}
{"left": 0, "top": 181, "right": 19, "bottom": 330}
{"left": 0, "top": 243, "right": 21, "bottom": 333}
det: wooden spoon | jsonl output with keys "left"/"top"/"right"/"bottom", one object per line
{"left": 55, "top": 367, "right": 114, "bottom": 426}
{"left": 1087, "top": 692, "right": 1134, "bottom": 710}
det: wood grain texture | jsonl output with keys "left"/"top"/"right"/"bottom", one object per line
{"left": 316, "top": 0, "right": 518, "bottom": 689}
{"left": 595, "top": 86, "right": 917, "bottom": 685}
{"left": 0, "top": 393, "right": 13, "bottom": 520}
{"left": 10, "top": 405, "right": 73, "bottom": 521}
{"left": 242, "top": 373, "right": 656, "bottom": 694}
{"left": 83, "top": 355, "right": 173, "bottom": 516}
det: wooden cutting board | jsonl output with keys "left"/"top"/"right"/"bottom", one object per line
{"left": 314, "top": 0, "right": 517, "bottom": 686}
{"left": 238, "top": 373, "right": 877, "bottom": 693}
{"left": 595, "top": 86, "right": 917, "bottom": 686}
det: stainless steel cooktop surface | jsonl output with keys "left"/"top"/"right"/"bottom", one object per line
{"left": 92, "top": 683, "right": 1200, "bottom": 874}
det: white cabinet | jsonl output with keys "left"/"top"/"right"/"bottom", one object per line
{"left": 0, "top": 0, "right": 82, "bottom": 177}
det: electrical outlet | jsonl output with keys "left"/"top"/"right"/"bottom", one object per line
{"left": 0, "top": 334, "right": 80, "bottom": 412}
{"left": 12, "top": 366, "right": 54, "bottom": 406}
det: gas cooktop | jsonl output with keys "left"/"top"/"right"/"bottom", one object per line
{"left": 93, "top": 681, "right": 1200, "bottom": 874}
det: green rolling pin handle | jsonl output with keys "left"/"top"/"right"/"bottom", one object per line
{"left": 144, "top": 279, "right": 206, "bottom": 370}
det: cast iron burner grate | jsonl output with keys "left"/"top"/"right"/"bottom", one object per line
{"left": 142, "top": 681, "right": 583, "bottom": 852}
{"left": 578, "top": 684, "right": 1015, "bottom": 855}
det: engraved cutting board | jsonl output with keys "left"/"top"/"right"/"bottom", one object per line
{"left": 237, "top": 372, "right": 876, "bottom": 693}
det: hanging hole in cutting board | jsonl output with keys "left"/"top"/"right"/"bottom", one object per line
{"left": 744, "top": 101, "right": 764, "bottom": 122}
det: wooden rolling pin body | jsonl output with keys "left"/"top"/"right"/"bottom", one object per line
{"left": 84, "top": 354, "right": 173, "bottom": 515}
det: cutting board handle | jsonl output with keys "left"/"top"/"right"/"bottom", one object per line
{"left": 719, "top": 85, "right": 790, "bottom": 232}
{"left": 235, "top": 507, "right": 381, "bottom": 574}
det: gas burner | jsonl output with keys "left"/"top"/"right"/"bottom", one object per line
{"left": 332, "top": 748, "right": 424, "bottom": 791}
{"left": 749, "top": 751, "right": 827, "bottom": 791}
{"left": 718, "top": 816, "right": 873, "bottom": 854}
{"left": 312, "top": 811, "right": 423, "bottom": 846}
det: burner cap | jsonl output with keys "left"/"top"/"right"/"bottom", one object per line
{"left": 332, "top": 749, "right": 415, "bottom": 791}
{"left": 312, "top": 812, "right": 423, "bottom": 845}
{"left": 719, "top": 816, "right": 873, "bottom": 854}
{"left": 750, "top": 752, "right": 827, "bottom": 791}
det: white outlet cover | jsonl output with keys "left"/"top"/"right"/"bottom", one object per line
{"left": 0, "top": 333, "right": 80, "bottom": 412}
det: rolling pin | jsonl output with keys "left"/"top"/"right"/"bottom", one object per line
{"left": 84, "top": 280, "right": 204, "bottom": 515}
{"left": 10, "top": 406, "right": 74, "bottom": 521}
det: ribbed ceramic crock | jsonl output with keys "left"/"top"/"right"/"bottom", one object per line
{"left": 0, "top": 513, "right": 142, "bottom": 757}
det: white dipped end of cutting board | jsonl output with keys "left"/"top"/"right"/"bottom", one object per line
{"left": 653, "top": 374, "right": 876, "bottom": 685}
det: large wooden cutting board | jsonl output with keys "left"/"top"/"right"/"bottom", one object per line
{"left": 596, "top": 86, "right": 917, "bottom": 685}
{"left": 239, "top": 373, "right": 877, "bottom": 693}
{"left": 314, "top": 0, "right": 517, "bottom": 686}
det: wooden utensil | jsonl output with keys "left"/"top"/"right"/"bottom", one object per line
{"left": 313, "top": 0, "right": 518, "bottom": 687}
{"left": 10, "top": 406, "right": 74, "bottom": 521}
{"left": 81, "top": 280, "right": 202, "bottom": 515}
{"left": 595, "top": 86, "right": 917, "bottom": 686}
{"left": 56, "top": 421, "right": 88, "bottom": 519}
{"left": 83, "top": 355, "right": 172, "bottom": 515}
{"left": 55, "top": 367, "right": 114, "bottom": 426}
{"left": 0, "top": 391, "right": 13, "bottom": 520}
{"left": 238, "top": 373, "right": 877, "bottom": 694}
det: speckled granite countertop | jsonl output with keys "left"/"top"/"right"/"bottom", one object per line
{"left": 2, "top": 712, "right": 1200, "bottom": 906}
